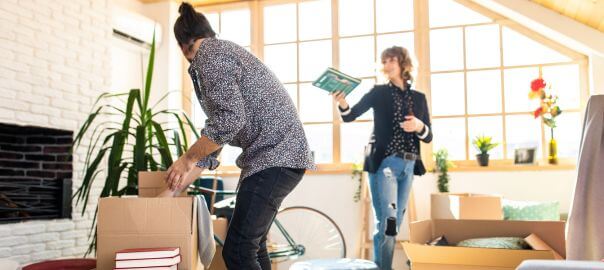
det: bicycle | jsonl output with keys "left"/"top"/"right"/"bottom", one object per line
{"left": 188, "top": 185, "right": 347, "bottom": 266}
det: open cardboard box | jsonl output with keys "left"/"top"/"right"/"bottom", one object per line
{"left": 402, "top": 219, "right": 566, "bottom": 270}
{"left": 97, "top": 171, "right": 229, "bottom": 270}
{"left": 431, "top": 193, "right": 503, "bottom": 220}
{"left": 97, "top": 196, "right": 201, "bottom": 270}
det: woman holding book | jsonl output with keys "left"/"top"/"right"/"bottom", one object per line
{"left": 333, "top": 46, "right": 432, "bottom": 270}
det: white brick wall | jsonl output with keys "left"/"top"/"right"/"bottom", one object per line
{"left": 0, "top": 0, "right": 112, "bottom": 266}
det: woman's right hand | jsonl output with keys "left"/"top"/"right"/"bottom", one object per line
{"left": 332, "top": 91, "right": 349, "bottom": 110}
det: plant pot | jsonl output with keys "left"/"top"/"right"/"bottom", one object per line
{"left": 476, "top": 153, "right": 489, "bottom": 167}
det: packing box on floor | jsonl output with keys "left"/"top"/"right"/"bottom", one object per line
{"left": 97, "top": 196, "right": 201, "bottom": 270}
{"left": 402, "top": 219, "right": 566, "bottom": 270}
{"left": 431, "top": 193, "right": 503, "bottom": 220}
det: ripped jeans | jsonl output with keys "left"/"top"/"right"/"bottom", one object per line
{"left": 368, "top": 155, "right": 415, "bottom": 270}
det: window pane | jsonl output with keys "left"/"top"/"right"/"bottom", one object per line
{"left": 544, "top": 112, "right": 581, "bottom": 159}
{"left": 376, "top": 0, "right": 413, "bottom": 33}
{"left": 345, "top": 78, "right": 375, "bottom": 121}
{"left": 305, "top": 124, "right": 333, "bottom": 163}
{"left": 432, "top": 118, "right": 466, "bottom": 160}
{"left": 264, "top": 4, "right": 296, "bottom": 44}
{"left": 300, "top": 83, "right": 333, "bottom": 122}
{"left": 341, "top": 122, "right": 373, "bottom": 163}
{"left": 191, "top": 88, "right": 207, "bottom": 127}
{"left": 205, "top": 12, "right": 219, "bottom": 33}
{"left": 430, "top": 28, "right": 464, "bottom": 71}
{"left": 465, "top": 24, "right": 500, "bottom": 69}
{"left": 220, "top": 9, "right": 250, "bottom": 46}
{"left": 376, "top": 32, "right": 414, "bottom": 61}
{"left": 340, "top": 36, "right": 376, "bottom": 78}
{"left": 429, "top": 0, "right": 491, "bottom": 28}
{"left": 299, "top": 40, "right": 332, "bottom": 82}
{"left": 502, "top": 27, "right": 571, "bottom": 67}
{"left": 431, "top": 72, "right": 465, "bottom": 116}
{"left": 264, "top": 43, "right": 297, "bottom": 83}
{"left": 504, "top": 67, "right": 540, "bottom": 113}
{"left": 542, "top": 64, "right": 581, "bottom": 110}
{"left": 339, "top": 0, "right": 373, "bottom": 36}
{"left": 220, "top": 145, "right": 242, "bottom": 166}
{"left": 505, "top": 115, "right": 542, "bottom": 160}
{"left": 284, "top": 83, "right": 298, "bottom": 110}
{"left": 299, "top": 0, "right": 332, "bottom": 40}
{"left": 467, "top": 70, "right": 502, "bottom": 114}
{"left": 468, "top": 116, "right": 504, "bottom": 159}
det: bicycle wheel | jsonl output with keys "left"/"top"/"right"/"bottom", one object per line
{"left": 267, "top": 206, "right": 346, "bottom": 266}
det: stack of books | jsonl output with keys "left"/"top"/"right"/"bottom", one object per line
{"left": 114, "top": 247, "right": 181, "bottom": 270}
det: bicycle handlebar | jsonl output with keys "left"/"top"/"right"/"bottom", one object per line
{"left": 187, "top": 185, "right": 239, "bottom": 196}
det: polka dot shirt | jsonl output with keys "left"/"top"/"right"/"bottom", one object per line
{"left": 385, "top": 84, "right": 419, "bottom": 156}
{"left": 188, "top": 38, "right": 316, "bottom": 180}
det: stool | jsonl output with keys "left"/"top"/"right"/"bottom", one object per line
{"left": 289, "top": 259, "right": 378, "bottom": 270}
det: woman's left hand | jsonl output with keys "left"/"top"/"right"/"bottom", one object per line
{"left": 400, "top": 115, "right": 424, "bottom": 133}
{"left": 166, "top": 155, "right": 196, "bottom": 191}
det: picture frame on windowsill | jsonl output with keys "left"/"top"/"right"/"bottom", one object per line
{"left": 514, "top": 147, "right": 537, "bottom": 165}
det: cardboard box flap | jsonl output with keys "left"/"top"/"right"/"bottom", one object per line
{"left": 409, "top": 219, "right": 433, "bottom": 244}
{"left": 428, "top": 219, "right": 566, "bottom": 258}
{"left": 138, "top": 171, "right": 187, "bottom": 197}
{"left": 98, "top": 197, "right": 194, "bottom": 234}
{"left": 402, "top": 243, "right": 556, "bottom": 268}
{"left": 525, "top": 233, "right": 564, "bottom": 260}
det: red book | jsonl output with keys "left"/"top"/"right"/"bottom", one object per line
{"left": 114, "top": 255, "right": 181, "bottom": 269}
{"left": 115, "top": 247, "right": 180, "bottom": 260}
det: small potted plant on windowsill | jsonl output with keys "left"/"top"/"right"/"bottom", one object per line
{"left": 472, "top": 135, "right": 499, "bottom": 167}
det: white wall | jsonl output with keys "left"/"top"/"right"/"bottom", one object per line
{"left": 0, "top": 0, "right": 112, "bottom": 265}
{"left": 220, "top": 167, "right": 577, "bottom": 269}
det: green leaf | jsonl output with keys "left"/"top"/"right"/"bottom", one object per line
{"left": 152, "top": 120, "right": 174, "bottom": 166}
{"left": 142, "top": 30, "right": 156, "bottom": 112}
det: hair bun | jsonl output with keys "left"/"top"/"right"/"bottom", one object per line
{"left": 178, "top": 2, "right": 195, "bottom": 15}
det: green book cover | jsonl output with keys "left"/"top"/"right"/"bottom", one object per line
{"left": 312, "top": 67, "right": 361, "bottom": 96}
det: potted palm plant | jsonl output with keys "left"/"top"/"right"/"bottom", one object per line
{"left": 70, "top": 32, "right": 200, "bottom": 255}
{"left": 472, "top": 135, "right": 499, "bottom": 167}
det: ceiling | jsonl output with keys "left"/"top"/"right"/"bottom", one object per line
{"left": 530, "top": 0, "right": 604, "bottom": 32}
{"left": 139, "top": 0, "right": 603, "bottom": 32}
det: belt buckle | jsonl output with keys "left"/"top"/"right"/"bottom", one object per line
{"left": 403, "top": 152, "right": 415, "bottom": 160}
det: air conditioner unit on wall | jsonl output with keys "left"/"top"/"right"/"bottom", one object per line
{"left": 112, "top": 7, "right": 162, "bottom": 48}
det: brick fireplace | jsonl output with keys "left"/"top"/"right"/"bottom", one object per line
{"left": 0, "top": 123, "right": 73, "bottom": 223}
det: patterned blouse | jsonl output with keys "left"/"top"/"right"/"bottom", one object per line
{"left": 188, "top": 38, "right": 316, "bottom": 180}
{"left": 385, "top": 83, "right": 419, "bottom": 156}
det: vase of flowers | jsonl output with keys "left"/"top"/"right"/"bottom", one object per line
{"left": 529, "top": 78, "right": 562, "bottom": 165}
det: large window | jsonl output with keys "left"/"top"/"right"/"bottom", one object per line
{"left": 427, "top": 0, "right": 584, "bottom": 165}
{"left": 188, "top": 0, "right": 587, "bottom": 172}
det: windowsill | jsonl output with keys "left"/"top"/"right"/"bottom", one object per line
{"left": 446, "top": 159, "right": 576, "bottom": 172}
{"left": 200, "top": 159, "right": 576, "bottom": 177}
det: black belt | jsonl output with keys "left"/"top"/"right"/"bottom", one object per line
{"left": 395, "top": 151, "right": 419, "bottom": 161}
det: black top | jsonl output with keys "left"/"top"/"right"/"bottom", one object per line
{"left": 338, "top": 83, "right": 432, "bottom": 175}
{"left": 384, "top": 84, "right": 419, "bottom": 156}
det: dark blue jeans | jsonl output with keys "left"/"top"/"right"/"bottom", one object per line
{"left": 222, "top": 167, "right": 305, "bottom": 270}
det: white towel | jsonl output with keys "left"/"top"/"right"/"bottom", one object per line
{"left": 196, "top": 195, "right": 216, "bottom": 268}
{"left": 566, "top": 95, "right": 604, "bottom": 260}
